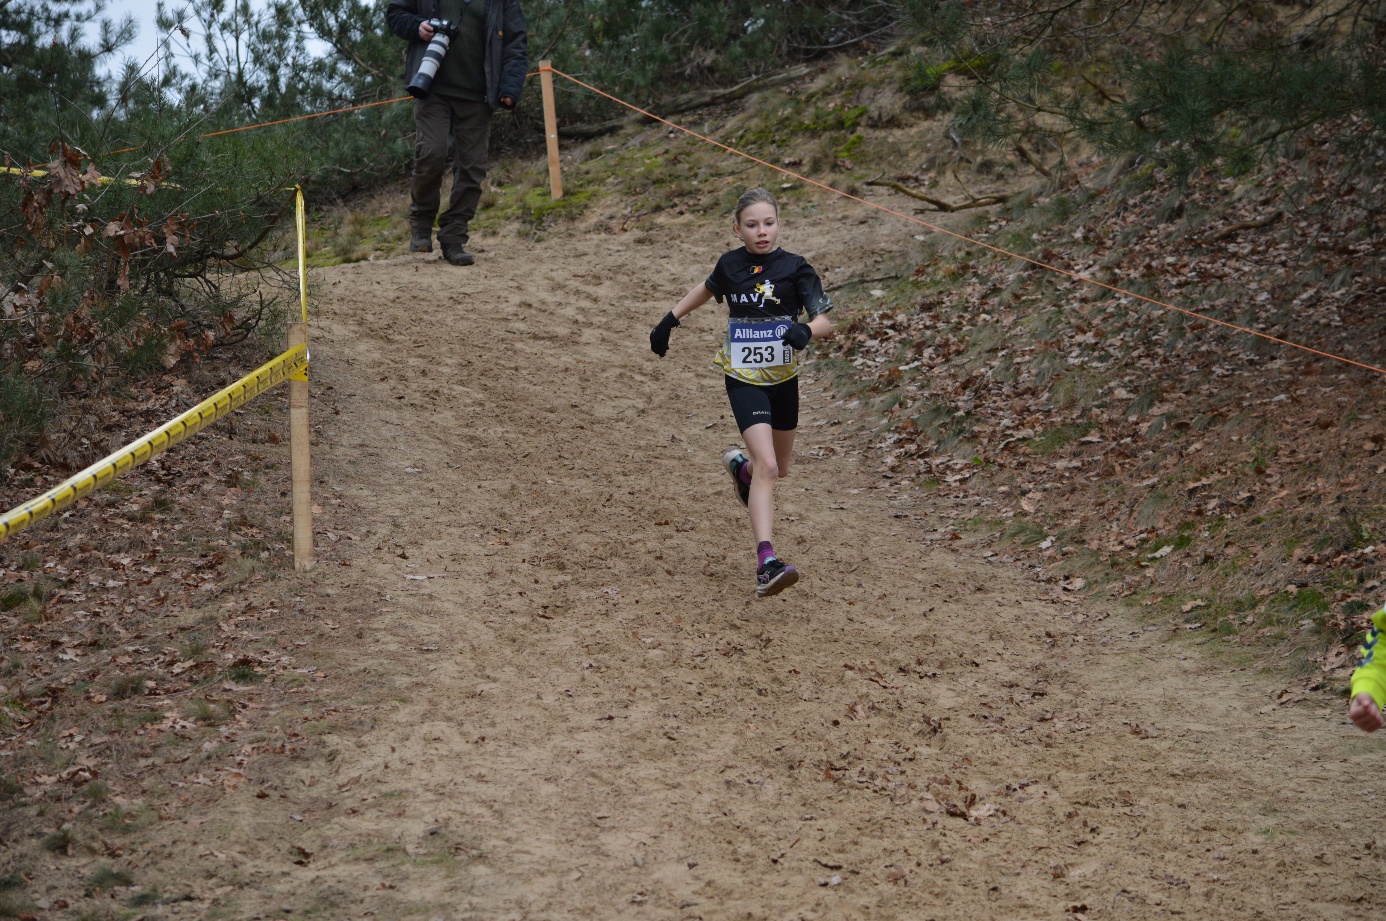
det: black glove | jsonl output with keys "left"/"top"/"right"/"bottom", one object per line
{"left": 781, "top": 322, "right": 812, "bottom": 350}
{"left": 650, "top": 311, "right": 680, "bottom": 357}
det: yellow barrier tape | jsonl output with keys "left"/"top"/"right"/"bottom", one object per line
{"left": 1, "top": 165, "right": 153, "bottom": 188}
{"left": 0, "top": 344, "right": 308, "bottom": 543}
{"left": 295, "top": 186, "right": 308, "bottom": 324}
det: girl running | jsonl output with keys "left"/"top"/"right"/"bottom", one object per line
{"left": 649, "top": 188, "right": 834, "bottom": 597}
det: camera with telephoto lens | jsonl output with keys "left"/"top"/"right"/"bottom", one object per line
{"left": 406, "top": 18, "right": 458, "bottom": 98}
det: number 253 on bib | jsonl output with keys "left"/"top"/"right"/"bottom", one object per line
{"left": 728, "top": 319, "right": 794, "bottom": 369}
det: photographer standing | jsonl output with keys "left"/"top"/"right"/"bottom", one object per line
{"left": 386, "top": 0, "right": 527, "bottom": 266}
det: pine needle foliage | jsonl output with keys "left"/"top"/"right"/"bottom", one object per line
{"left": 899, "top": 0, "right": 1386, "bottom": 183}
{"left": 1, "top": 2, "right": 303, "bottom": 474}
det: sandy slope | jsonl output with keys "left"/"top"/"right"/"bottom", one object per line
{"left": 162, "top": 208, "right": 1383, "bottom": 919}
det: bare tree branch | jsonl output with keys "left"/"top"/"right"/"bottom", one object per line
{"left": 865, "top": 178, "right": 1009, "bottom": 211}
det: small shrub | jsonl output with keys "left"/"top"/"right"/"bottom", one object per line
{"left": 225, "top": 556, "right": 265, "bottom": 585}
{"left": 178, "top": 636, "right": 209, "bottom": 661}
{"left": 182, "top": 698, "right": 231, "bottom": 725}
{"left": 1029, "top": 422, "right": 1095, "bottom": 454}
{"left": 0, "top": 697, "right": 24, "bottom": 733}
{"left": 107, "top": 675, "right": 150, "bottom": 700}
{"left": 85, "top": 865, "right": 133, "bottom": 893}
{"left": 1007, "top": 521, "right": 1046, "bottom": 545}
{"left": 40, "top": 827, "right": 75, "bottom": 854}
{"left": 1343, "top": 599, "right": 1374, "bottom": 620}
{"left": 109, "top": 708, "right": 162, "bottom": 731}
{"left": 72, "top": 908, "right": 119, "bottom": 921}
{"left": 101, "top": 804, "right": 157, "bottom": 835}
{"left": 0, "top": 372, "right": 49, "bottom": 470}
{"left": 1136, "top": 491, "right": 1171, "bottom": 528}
{"left": 0, "top": 891, "right": 38, "bottom": 918}
{"left": 80, "top": 781, "right": 109, "bottom": 802}
{"left": 1293, "top": 589, "right": 1331, "bottom": 617}
{"left": 224, "top": 665, "right": 263, "bottom": 685}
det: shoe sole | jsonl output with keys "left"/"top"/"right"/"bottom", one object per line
{"left": 756, "top": 564, "right": 799, "bottom": 598}
{"left": 722, "top": 448, "right": 750, "bottom": 507}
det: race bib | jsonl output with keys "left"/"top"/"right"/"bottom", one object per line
{"left": 728, "top": 317, "right": 794, "bottom": 369}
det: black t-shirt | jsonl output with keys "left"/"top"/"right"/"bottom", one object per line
{"left": 705, "top": 246, "right": 833, "bottom": 384}
{"left": 704, "top": 247, "right": 833, "bottom": 322}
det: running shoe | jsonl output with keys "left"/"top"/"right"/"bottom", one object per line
{"left": 756, "top": 557, "right": 799, "bottom": 597}
{"left": 722, "top": 448, "right": 751, "bottom": 507}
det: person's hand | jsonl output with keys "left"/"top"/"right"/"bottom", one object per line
{"left": 418, "top": 20, "right": 435, "bottom": 40}
{"left": 781, "top": 322, "right": 812, "bottom": 350}
{"left": 650, "top": 311, "right": 680, "bottom": 357}
{"left": 499, "top": 95, "right": 516, "bottom": 110}
{"left": 1350, "top": 692, "right": 1383, "bottom": 731}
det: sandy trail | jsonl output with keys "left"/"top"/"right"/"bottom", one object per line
{"left": 173, "top": 210, "right": 1382, "bottom": 919}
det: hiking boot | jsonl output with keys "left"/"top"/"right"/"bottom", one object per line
{"left": 722, "top": 448, "right": 750, "bottom": 507}
{"left": 409, "top": 230, "right": 433, "bottom": 253}
{"left": 756, "top": 557, "right": 799, "bottom": 598}
{"left": 441, "top": 242, "right": 474, "bottom": 266}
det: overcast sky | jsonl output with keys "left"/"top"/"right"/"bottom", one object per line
{"left": 96, "top": 0, "right": 282, "bottom": 79}
{"left": 97, "top": 0, "right": 197, "bottom": 76}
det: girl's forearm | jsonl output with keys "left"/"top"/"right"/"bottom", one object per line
{"left": 807, "top": 314, "right": 833, "bottom": 339}
{"left": 672, "top": 283, "right": 713, "bottom": 320}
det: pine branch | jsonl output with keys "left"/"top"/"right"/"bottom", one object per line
{"left": 865, "top": 178, "right": 1009, "bottom": 211}
{"left": 1204, "top": 209, "right": 1284, "bottom": 242}
{"left": 1013, "top": 143, "right": 1053, "bottom": 178}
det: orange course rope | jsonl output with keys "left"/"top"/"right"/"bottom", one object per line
{"left": 202, "top": 96, "right": 412, "bottom": 137}
{"left": 547, "top": 67, "right": 1386, "bottom": 378}
{"left": 106, "top": 96, "right": 413, "bottom": 155}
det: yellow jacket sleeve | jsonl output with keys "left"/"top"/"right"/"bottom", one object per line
{"left": 1350, "top": 607, "right": 1386, "bottom": 708}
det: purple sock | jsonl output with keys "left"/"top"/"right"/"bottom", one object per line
{"left": 739, "top": 459, "right": 753, "bottom": 485}
{"left": 757, "top": 541, "right": 775, "bottom": 567}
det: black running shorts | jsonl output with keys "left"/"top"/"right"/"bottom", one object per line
{"left": 725, "top": 374, "right": 799, "bottom": 432}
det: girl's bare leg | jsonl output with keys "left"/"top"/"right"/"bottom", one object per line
{"left": 742, "top": 425, "right": 798, "bottom": 544}
{"left": 741, "top": 423, "right": 778, "bottom": 544}
{"left": 772, "top": 427, "right": 797, "bottom": 479}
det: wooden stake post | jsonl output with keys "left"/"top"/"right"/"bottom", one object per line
{"left": 540, "top": 60, "right": 563, "bottom": 200}
{"left": 288, "top": 322, "right": 314, "bottom": 571}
